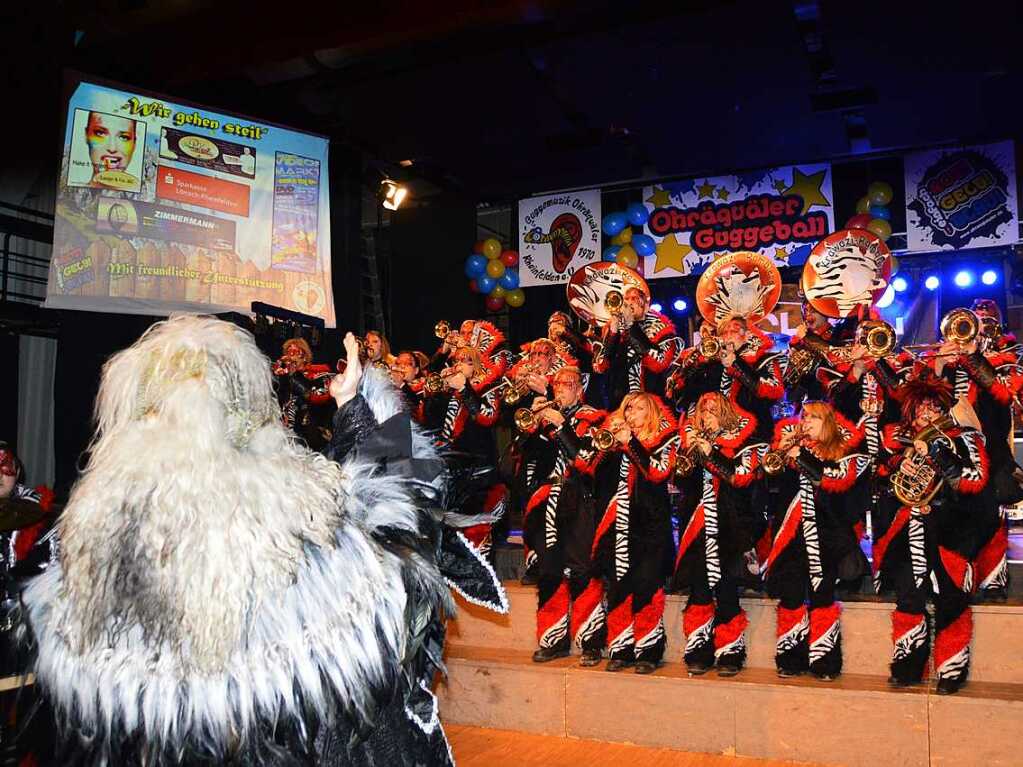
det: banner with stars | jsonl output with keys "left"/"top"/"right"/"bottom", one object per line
{"left": 641, "top": 163, "right": 834, "bottom": 280}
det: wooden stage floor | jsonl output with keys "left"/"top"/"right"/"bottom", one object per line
{"left": 446, "top": 725, "right": 827, "bottom": 767}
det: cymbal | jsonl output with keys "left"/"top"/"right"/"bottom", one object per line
{"left": 0, "top": 499, "right": 46, "bottom": 532}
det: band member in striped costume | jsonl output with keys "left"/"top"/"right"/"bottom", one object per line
{"left": 673, "top": 393, "right": 767, "bottom": 676}
{"left": 527, "top": 366, "right": 607, "bottom": 664}
{"left": 592, "top": 392, "right": 678, "bottom": 673}
{"left": 762, "top": 402, "right": 871, "bottom": 680}
{"left": 873, "top": 379, "right": 990, "bottom": 694}
{"left": 592, "top": 286, "right": 680, "bottom": 408}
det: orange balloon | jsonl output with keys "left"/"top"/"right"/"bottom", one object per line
{"left": 506, "top": 288, "right": 525, "bottom": 308}
{"left": 615, "top": 244, "right": 639, "bottom": 268}
{"left": 486, "top": 259, "right": 506, "bottom": 278}
{"left": 482, "top": 238, "right": 502, "bottom": 259}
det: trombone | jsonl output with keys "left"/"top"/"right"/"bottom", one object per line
{"left": 902, "top": 308, "right": 979, "bottom": 358}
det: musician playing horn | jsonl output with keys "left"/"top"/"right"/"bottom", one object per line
{"left": 873, "top": 378, "right": 989, "bottom": 694}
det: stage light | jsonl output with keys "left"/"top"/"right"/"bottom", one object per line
{"left": 673, "top": 298, "right": 687, "bottom": 312}
{"left": 982, "top": 269, "right": 998, "bottom": 285}
{"left": 924, "top": 275, "right": 940, "bottom": 291}
{"left": 379, "top": 179, "right": 408, "bottom": 210}
{"left": 954, "top": 270, "right": 973, "bottom": 288}
{"left": 876, "top": 284, "right": 895, "bottom": 309}
{"left": 892, "top": 276, "right": 908, "bottom": 293}
{"left": 650, "top": 302, "right": 663, "bottom": 313}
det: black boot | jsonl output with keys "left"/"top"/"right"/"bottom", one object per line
{"left": 532, "top": 644, "right": 569, "bottom": 663}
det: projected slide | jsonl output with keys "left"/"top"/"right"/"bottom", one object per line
{"left": 46, "top": 76, "right": 335, "bottom": 325}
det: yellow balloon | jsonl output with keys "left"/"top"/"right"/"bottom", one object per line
{"left": 486, "top": 259, "right": 506, "bottom": 278}
{"left": 855, "top": 196, "right": 871, "bottom": 214}
{"left": 868, "top": 182, "right": 894, "bottom": 206}
{"left": 482, "top": 238, "right": 502, "bottom": 259}
{"left": 490, "top": 284, "right": 507, "bottom": 298}
{"left": 506, "top": 288, "right": 525, "bottom": 308}
{"left": 867, "top": 218, "right": 892, "bottom": 240}
{"left": 616, "top": 244, "right": 639, "bottom": 268}
{"left": 612, "top": 228, "right": 633, "bottom": 245}
{"left": 889, "top": 255, "right": 900, "bottom": 275}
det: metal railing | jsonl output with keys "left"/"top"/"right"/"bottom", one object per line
{"left": 0, "top": 201, "right": 54, "bottom": 306}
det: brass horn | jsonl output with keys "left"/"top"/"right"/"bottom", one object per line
{"left": 855, "top": 320, "right": 897, "bottom": 357}
{"left": 434, "top": 320, "right": 451, "bottom": 338}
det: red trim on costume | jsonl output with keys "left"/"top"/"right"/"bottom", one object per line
{"left": 892, "top": 610, "right": 926, "bottom": 644}
{"left": 633, "top": 589, "right": 666, "bottom": 643}
{"left": 755, "top": 357, "right": 785, "bottom": 401}
{"left": 974, "top": 525, "right": 1008, "bottom": 588}
{"left": 592, "top": 501, "right": 617, "bottom": 558}
{"left": 939, "top": 546, "right": 972, "bottom": 592}
{"left": 872, "top": 506, "right": 911, "bottom": 575}
{"left": 809, "top": 603, "right": 841, "bottom": 643}
{"left": 460, "top": 523, "right": 491, "bottom": 549}
{"left": 771, "top": 417, "right": 801, "bottom": 450}
{"left": 607, "top": 594, "right": 633, "bottom": 643}
{"left": 675, "top": 504, "right": 705, "bottom": 568}
{"left": 763, "top": 498, "right": 802, "bottom": 575}
{"left": 934, "top": 608, "right": 973, "bottom": 672}
{"left": 881, "top": 423, "right": 904, "bottom": 453}
{"left": 741, "top": 326, "right": 774, "bottom": 365}
{"left": 13, "top": 486, "right": 55, "bottom": 562}
{"left": 754, "top": 525, "right": 772, "bottom": 566}
{"left": 957, "top": 433, "right": 989, "bottom": 495}
{"left": 570, "top": 578, "right": 604, "bottom": 640}
{"left": 819, "top": 456, "right": 859, "bottom": 493}
{"left": 682, "top": 601, "right": 715, "bottom": 638}
{"left": 831, "top": 409, "right": 865, "bottom": 451}
{"left": 537, "top": 581, "right": 571, "bottom": 642}
{"left": 776, "top": 604, "right": 807, "bottom": 638}
{"left": 713, "top": 610, "right": 749, "bottom": 649}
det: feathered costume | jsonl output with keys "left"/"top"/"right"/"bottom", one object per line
{"left": 18, "top": 315, "right": 507, "bottom": 765}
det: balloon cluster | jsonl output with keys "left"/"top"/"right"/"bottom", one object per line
{"left": 464, "top": 238, "right": 526, "bottom": 312}
{"left": 601, "top": 203, "right": 655, "bottom": 269}
{"left": 845, "top": 181, "right": 894, "bottom": 242}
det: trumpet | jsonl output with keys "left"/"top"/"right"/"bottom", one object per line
{"left": 592, "top": 428, "right": 616, "bottom": 451}
{"left": 674, "top": 429, "right": 722, "bottom": 479}
{"left": 904, "top": 308, "right": 979, "bottom": 357}
{"left": 434, "top": 320, "right": 451, "bottom": 339}
{"left": 424, "top": 367, "right": 457, "bottom": 394}
{"left": 514, "top": 398, "right": 560, "bottom": 433}
{"left": 699, "top": 335, "right": 720, "bottom": 358}
{"left": 498, "top": 365, "right": 537, "bottom": 405}
{"left": 763, "top": 428, "right": 805, "bottom": 475}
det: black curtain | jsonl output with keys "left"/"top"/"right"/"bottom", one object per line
{"left": 0, "top": 333, "right": 18, "bottom": 450}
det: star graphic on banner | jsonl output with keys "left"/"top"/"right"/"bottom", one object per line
{"left": 783, "top": 168, "right": 830, "bottom": 214}
{"left": 772, "top": 177, "right": 788, "bottom": 194}
{"left": 773, "top": 246, "right": 791, "bottom": 264}
{"left": 716, "top": 187, "right": 731, "bottom": 201}
{"left": 696, "top": 179, "right": 716, "bottom": 198}
{"left": 646, "top": 187, "right": 671, "bottom": 207}
{"left": 653, "top": 233, "right": 692, "bottom": 274}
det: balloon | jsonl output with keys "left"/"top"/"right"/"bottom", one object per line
{"left": 626, "top": 202, "right": 649, "bottom": 226}
{"left": 868, "top": 181, "right": 894, "bottom": 206}
{"left": 611, "top": 228, "right": 633, "bottom": 245}
{"left": 472, "top": 240, "right": 485, "bottom": 254}
{"left": 506, "top": 288, "right": 526, "bottom": 308}
{"left": 603, "top": 245, "right": 621, "bottom": 261}
{"left": 867, "top": 218, "right": 892, "bottom": 240}
{"left": 500, "top": 249, "right": 519, "bottom": 268}
{"left": 890, "top": 256, "right": 900, "bottom": 275}
{"left": 476, "top": 274, "right": 496, "bottom": 293}
{"left": 469, "top": 279, "right": 480, "bottom": 293}
{"left": 846, "top": 213, "right": 873, "bottom": 230}
{"left": 486, "top": 259, "right": 506, "bottom": 279}
{"left": 632, "top": 234, "right": 656, "bottom": 257}
{"left": 603, "top": 212, "right": 628, "bottom": 236}
{"left": 855, "top": 196, "right": 871, "bottom": 214}
{"left": 482, "top": 238, "right": 502, "bottom": 259}
{"left": 615, "top": 244, "right": 638, "bottom": 268}
{"left": 485, "top": 295, "right": 505, "bottom": 312}
{"left": 499, "top": 269, "right": 519, "bottom": 289}
{"left": 464, "top": 254, "right": 487, "bottom": 278}
{"left": 869, "top": 205, "right": 891, "bottom": 220}
{"left": 489, "top": 284, "right": 507, "bottom": 299}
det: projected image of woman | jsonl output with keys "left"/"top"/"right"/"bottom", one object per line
{"left": 73, "top": 110, "right": 143, "bottom": 192}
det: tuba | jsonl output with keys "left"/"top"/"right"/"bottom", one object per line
{"left": 891, "top": 415, "right": 956, "bottom": 507}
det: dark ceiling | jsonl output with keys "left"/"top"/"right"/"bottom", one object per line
{"left": 4, "top": 0, "right": 1022, "bottom": 205}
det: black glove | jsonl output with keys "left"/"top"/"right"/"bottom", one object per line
{"left": 794, "top": 448, "right": 825, "bottom": 484}
{"left": 459, "top": 385, "right": 482, "bottom": 417}
{"left": 628, "top": 323, "right": 656, "bottom": 353}
{"left": 872, "top": 358, "right": 902, "bottom": 393}
{"left": 962, "top": 352, "right": 997, "bottom": 390}
{"left": 325, "top": 393, "right": 378, "bottom": 463}
{"left": 556, "top": 423, "right": 582, "bottom": 459}
{"left": 730, "top": 357, "right": 760, "bottom": 393}
{"left": 930, "top": 439, "right": 966, "bottom": 482}
{"left": 703, "top": 447, "right": 736, "bottom": 483}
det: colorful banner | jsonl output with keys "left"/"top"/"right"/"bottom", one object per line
{"left": 46, "top": 76, "right": 335, "bottom": 325}
{"left": 518, "top": 189, "right": 601, "bottom": 287}
{"left": 641, "top": 163, "right": 835, "bottom": 280}
{"left": 904, "top": 141, "right": 1018, "bottom": 252}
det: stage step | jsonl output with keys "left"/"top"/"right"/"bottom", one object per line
{"left": 448, "top": 582, "right": 1023, "bottom": 683}
{"left": 437, "top": 645, "right": 1023, "bottom": 767}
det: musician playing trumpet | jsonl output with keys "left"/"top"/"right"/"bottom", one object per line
{"left": 762, "top": 402, "right": 872, "bottom": 681}
{"left": 873, "top": 379, "right": 990, "bottom": 694}
{"left": 590, "top": 392, "right": 678, "bottom": 673}
{"left": 673, "top": 393, "right": 767, "bottom": 677}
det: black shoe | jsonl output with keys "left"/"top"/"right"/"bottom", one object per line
{"left": 686, "top": 662, "right": 712, "bottom": 676}
{"left": 812, "top": 671, "right": 839, "bottom": 682}
{"left": 520, "top": 572, "right": 539, "bottom": 586}
{"left": 532, "top": 646, "right": 569, "bottom": 663}
{"left": 887, "top": 675, "right": 916, "bottom": 688}
{"left": 606, "top": 659, "right": 633, "bottom": 672}
{"left": 936, "top": 677, "right": 964, "bottom": 695}
{"left": 579, "top": 650, "right": 602, "bottom": 667}
{"left": 717, "top": 663, "right": 742, "bottom": 677}
{"left": 634, "top": 661, "right": 658, "bottom": 675}
{"left": 776, "top": 667, "right": 804, "bottom": 678}
{"left": 980, "top": 587, "right": 1008, "bottom": 603}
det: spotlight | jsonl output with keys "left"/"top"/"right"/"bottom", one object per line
{"left": 954, "top": 270, "right": 973, "bottom": 288}
{"left": 892, "top": 276, "right": 908, "bottom": 293}
{"left": 650, "top": 302, "right": 663, "bottom": 313}
{"left": 673, "top": 298, "right": 688, "bottom": 312}
{"left": 876, "top": 284, "right": 895, "bottom": 309}
{"left": 924, "top": 275, "right": 940, "bottom": 291}
{"left": 379, "top": 179, "right": 408, "bottom": 210}
{"left": 982, "top": 269, "right": 998, "bottom": 285}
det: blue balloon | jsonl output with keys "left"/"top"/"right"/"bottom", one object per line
{"left": 603, "top": 212, "right": 628, "bottom": 236}
{"left": 869, "top": 205, "right": 891, "bottom": 221}
{"left": 476, "top": 274, "right": 496, "bottom": 293}
{"left": 499, "top": 269, "right": 519, "bottom": 290}
{"left": 626, "top": 202, "right": 649, "bottom": 226}
{"left": 632, "top": 234, "right": 656, "bottom": 257}
{"left": 464, "top": 254, "right": 487, "bottom": 278}
{"left": 602, "top": 245, "right": 621, "bottom": 261}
